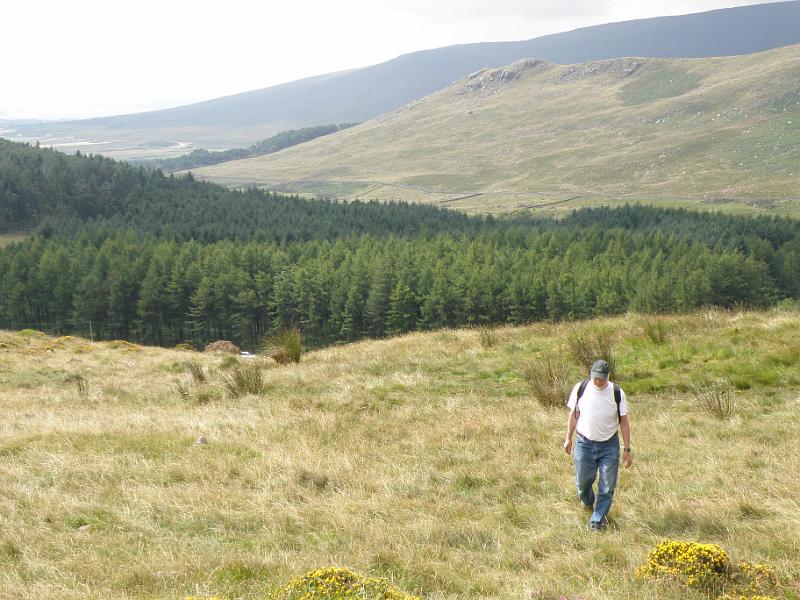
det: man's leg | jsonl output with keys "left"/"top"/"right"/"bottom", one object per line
{"left": 592, "top": 437, "right": 620, "bottom": 525}
{"left": 573, "top": 437, "right": 597, "bottom": 509}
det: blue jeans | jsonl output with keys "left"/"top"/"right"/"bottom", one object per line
{"left": 574, "top": 433, "right": 620, "bottom": 524}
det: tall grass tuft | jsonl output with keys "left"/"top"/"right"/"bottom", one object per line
{"left": 64, "top": 374, "right": 88, "bottom": 397}
{"left": 266, "top": 327, "right": 303, "bottom": 364}
{"left": 642, "top": 315, "right": 668, "bottom": 344}
{"left": 566, "top": 329, "right": 616, "bottom": 378}
{"left": 182, "top": 360, "right": 207, "bottom": 384}
{"left": 175, "top": 381, "right": 191, "bottom": 402}
{"left": 693, "top": 380, "right": 735, "bottom": 419}
{"left": 477, "top": 325, "right": 499, "bottom": 349}
{"left": 521, "top": 358, "right": 573, "bottom": 408}
{"left": 223, "top": 364, "right": 267, "bottom": 398}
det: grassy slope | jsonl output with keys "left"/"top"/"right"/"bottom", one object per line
{"left": 1, "top": 310, "right": 799, "bottom": 599}
{"left": 194, "top": 45, "right": 800, "bottom": 215}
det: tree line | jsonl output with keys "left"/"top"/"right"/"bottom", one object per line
{"left": 139, "top": 123, "right": 359, "bottom": 172}
{"left": 0, "top": 138, "right": 487, "bottom": 242}
{"left": 1, "top": 222, "right": 796, "bottom": 349}
{"left": 1, "top": 139, "right": 799, "bottom": 350}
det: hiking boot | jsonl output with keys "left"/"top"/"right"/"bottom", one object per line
{"left": 589, "top": 518, "right": 608, "bottom": 531}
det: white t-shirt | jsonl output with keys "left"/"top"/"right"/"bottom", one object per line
{"left": 567, "top": 380, "right": 628, "bottom": 442}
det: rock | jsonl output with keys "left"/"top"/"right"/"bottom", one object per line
{"left": 193, "top": 436, "right": 208, "bottom": 446}
{"left": 555, "top": 58, "right": 643, "bottom": 83}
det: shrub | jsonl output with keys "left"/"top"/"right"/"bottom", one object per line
{"left": 175, "top": 342, "right": 197, "bottom": 351}
{"left": 222, "top": 364, "right": 266, "bottom": 398}
{"left": 265, "top": 328, "right": 302, "bottom": 364}
{"left": 105, "top": 340, "right": 141, "bottom": 352}
{"left": 637, "top": 539, "right": 731, "bottom": 591}
{"left": 204, "top": 340, "right": 240, "bottom": 354}
{"left": 272, "top": 566, "right": 419, "bottom": 600}
{"left": 565, "top": 330, "right": 616, "bottom": 378}
{"left": 730, "top": 561, "right": 780, "bottom": 598}
{"left": 521, "top": 358, "right": 573, "bottom": 408}
{"left": 18, "top": 329, "right": 44, "bottom": 337}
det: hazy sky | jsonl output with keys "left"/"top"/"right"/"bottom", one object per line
{"left": 0, "top": 0, "right": 785, "bottom": 120}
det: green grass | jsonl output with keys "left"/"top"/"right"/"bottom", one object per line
{"left": 620, "top": 65, "right": 702, "bottom": 105}
{"left": 0, "top": 311, "right": 799, "bottom": 598}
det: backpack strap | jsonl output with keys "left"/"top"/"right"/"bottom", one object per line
{"left": 572, "top": 378, "right": 590, "bottom": 412}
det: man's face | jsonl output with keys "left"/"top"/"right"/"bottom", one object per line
{"left": 592, "top": 377, "right": 609, "bottom": 389}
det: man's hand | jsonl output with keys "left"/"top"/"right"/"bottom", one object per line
{"left": 622, "top": 450, "right": 633, "bottom": 468}
{"left": 563, "top": 438, "right": 573, "bottom": 454}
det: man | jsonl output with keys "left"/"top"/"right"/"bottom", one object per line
{"left": 563, "top": 359, "right": 632, "bottom": 531}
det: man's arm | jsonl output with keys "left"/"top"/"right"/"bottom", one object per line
{"left": 620, "top": 414, "right": 632, "bottom": 468}
{"left": 563, "top": 409, "right": 578, "bottom": 454}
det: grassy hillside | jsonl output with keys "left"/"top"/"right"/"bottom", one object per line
{"left": 194, "top": 45, "right": 800, "bottom": 215}
{"left": 1, "top": 309, "right": 799, "bottom": 599}
{"left": 6, "top": 2, "right": 800, "bottom": 160}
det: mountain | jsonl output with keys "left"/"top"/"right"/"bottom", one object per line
{"left": 6, "top": 1, "right": 800, "bottom": 159}
{"left": 192, "top": 44, "right": 800, "bottom": 212}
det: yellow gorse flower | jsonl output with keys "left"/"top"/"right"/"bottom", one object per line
{"left": 636, "top": 539, "right": 731, "bottom": 588}
{"left": 273, "top": 566, "right": 419, "bottom": 600}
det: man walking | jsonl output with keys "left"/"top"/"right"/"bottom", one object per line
{"left": 563, "top": 359, "right": 632, "bottom": 530}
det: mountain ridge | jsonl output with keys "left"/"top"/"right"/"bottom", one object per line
{"left": 6, "top": 1, "right": 800, "bottom": 159}
{"left": 191, "top": 44, "right": 800, "bottom": 213}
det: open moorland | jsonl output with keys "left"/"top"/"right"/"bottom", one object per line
{"left": 1, "top": 309, "right": 799, "bottom": 599}
{"left": 193, "top": 45, "right": 800, "bottom": 215}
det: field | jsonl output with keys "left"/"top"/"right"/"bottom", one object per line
{"left": 1, "top": 309, "right": 799, "bottom": 599}
{"left": 0, "top": 232, "right": 31, "bottom": 248}
{"left": 193, "top": 45, "right": 800, "bottom": 213}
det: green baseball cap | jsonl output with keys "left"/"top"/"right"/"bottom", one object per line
{"left": 590, "top": 359, "right": 610, "bottom": 379}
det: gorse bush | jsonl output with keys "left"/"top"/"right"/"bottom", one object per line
{"left": 522, "top": 358, "right": 573, "bottom": 408}
{"left": 730, "top": 561, "right": 780, "bottom": 598}
{"left": 637, "top": 539, "right": 731, "bottom": 591}
{"left": 272, "top": 567, "right": 419, "bottom": 600}
{"left": 636, "top": 540, "right": 783, "bottom": 598}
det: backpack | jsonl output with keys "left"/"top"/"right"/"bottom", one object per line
{"left": 572, "top": 379, "right": 622, "bottom": 422}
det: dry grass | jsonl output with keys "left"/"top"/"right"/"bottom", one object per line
{"left": 0, "top": 311, "right": 799, "bottom": 599}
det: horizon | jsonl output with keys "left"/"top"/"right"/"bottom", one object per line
{"left": 0, "top": 0, "right": 788, "bottom": 122}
